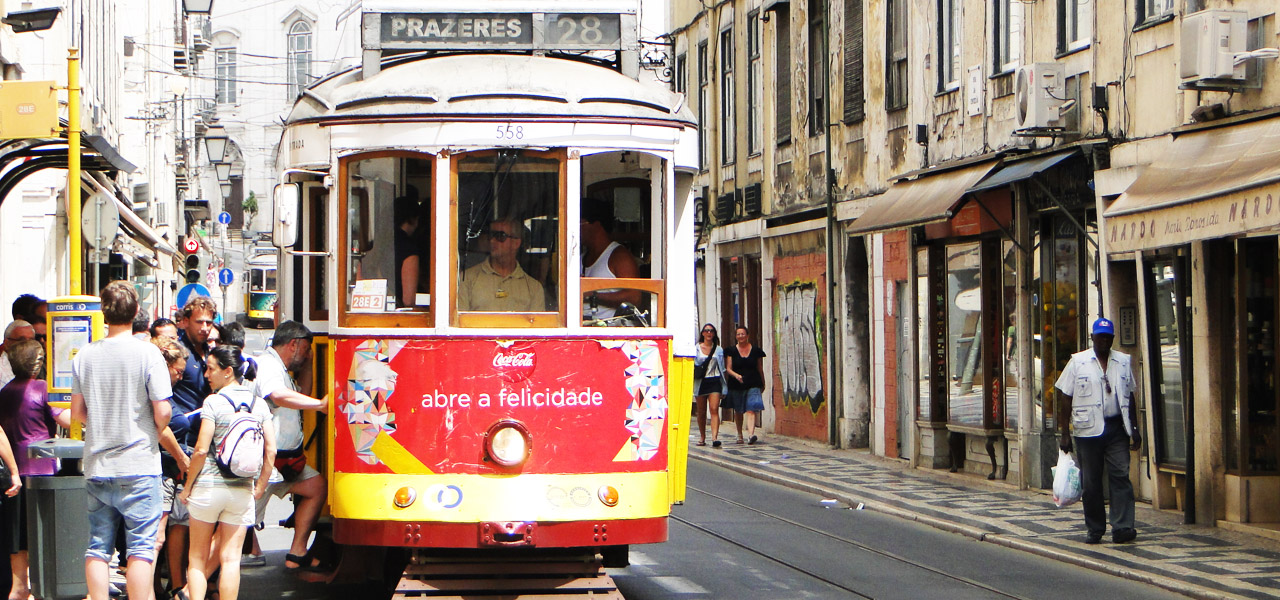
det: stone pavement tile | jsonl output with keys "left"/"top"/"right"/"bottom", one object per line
{"left": 691, "top": 432, "right": 1280, "bottom": 600}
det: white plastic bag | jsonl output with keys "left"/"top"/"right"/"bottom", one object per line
{"left": 1052, "top": 450, "right": 1082, "bottom": 508}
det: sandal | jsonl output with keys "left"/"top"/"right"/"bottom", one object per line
{"left": 696, "top": 441, "right": 707, "bottom": 447}
{"left": 736, "top": 438, "right": 745, "bottom": 444}
{"left": 283, "top": 553, "right": 309, "bottom": 573}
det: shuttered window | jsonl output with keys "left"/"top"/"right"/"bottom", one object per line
{"left": 842, "top": 0, "right": 864, "bottom": 123}
{"left": 808, "top": 0, "right": 825, "bottom": 137}
{"left": 775, "top": 10, "right": 792, "bottom": 143}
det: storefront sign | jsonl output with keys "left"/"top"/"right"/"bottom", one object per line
{"left": 1106, "top": 182, "right": 1280, "bottom": 253}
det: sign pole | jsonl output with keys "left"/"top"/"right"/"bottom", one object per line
{"left": 67, "top": 48, "right": 82, "bottom": 295}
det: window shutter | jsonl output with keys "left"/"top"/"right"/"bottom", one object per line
{"left": 843, "top": 0, "right": 864, "bottom": 123}
{"left": 776, "top": 11, "right": 792, "bottom": 142}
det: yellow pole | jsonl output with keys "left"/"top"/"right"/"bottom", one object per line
{"left": 67, "top": 48, "right": 82, "bottom": 296}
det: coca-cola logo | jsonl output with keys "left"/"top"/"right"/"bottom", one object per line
{"left": 493, "top": 350, "right": 536, "bottom": 382}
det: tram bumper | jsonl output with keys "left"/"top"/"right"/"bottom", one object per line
{"left": 333, "top": 516, "right": 667, "bottom": 549}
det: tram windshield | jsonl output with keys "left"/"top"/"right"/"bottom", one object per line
{"left": 455, "top": 150, "right": 561, "bottom": 323}
{"left": 249, "top": 268, "right": 276, "bottom": 292}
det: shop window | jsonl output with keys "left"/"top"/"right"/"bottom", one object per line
{"left": 946, "top": 242, "right": 984, "bottom": 428}
{"left": 340, "top": 153, "right": 433, "bottom": 327}
{"left": 1001, "top": 240, "right": 1019, "bottom": 430}
{"left": 1237, "top": 239, "right": 1279, "bottom": 473}
{"left": 1034, "top": 217, "right": 1092, "bottom": 431}
{"left": 454, "top": 150, "right": 562, "bottom": 327}
{"left": 1144, "top": 253, "right": 1190, "bottom": 469}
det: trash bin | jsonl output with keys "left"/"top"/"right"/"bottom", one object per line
{"left": 26, "top": 438, "right": 87, "bottom": 600}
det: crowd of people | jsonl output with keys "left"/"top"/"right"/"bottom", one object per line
{"left": 0, "top": 286, "right": 330, "bottom": 600}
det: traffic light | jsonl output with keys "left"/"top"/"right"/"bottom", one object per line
{"left": 180, "top": 237, "right": 207, "bottom": 284}
{"left": 184, "top": 253, "right": 201, "bottom": 283}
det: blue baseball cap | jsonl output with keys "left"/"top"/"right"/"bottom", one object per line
{"left": 1092, "top": 318, "right": 1115, "bottom": 336}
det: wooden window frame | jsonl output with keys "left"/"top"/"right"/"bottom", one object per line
{"left": 450, "top": 148, "right": 567, "bottom": 329}
{"left": 336, "top": 151, "right": 435, "bottom": 329}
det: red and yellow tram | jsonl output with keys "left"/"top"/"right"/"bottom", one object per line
{"left": 269, "top": 1, "right": 698, "bottom": 579}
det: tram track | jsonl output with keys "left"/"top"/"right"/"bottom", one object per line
{"left": 679, "top": 485, "right": 1036, "bottom": 600}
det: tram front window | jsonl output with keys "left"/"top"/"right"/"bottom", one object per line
{"left": 454, "top": 150, "right": 561, "bottom": 327}
{"left": 344, "top": 154, "right": 432, "bottom": 317}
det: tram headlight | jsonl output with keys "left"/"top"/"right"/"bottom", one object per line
{"left": 485, "top": 420, "right": 531, "bottom": 468}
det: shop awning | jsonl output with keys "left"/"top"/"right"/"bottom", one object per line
{"left": 847, "top": 161, "right": 998, "bottom": 235}
{"left": 1104, "top": 115, "right": 1280, "bottom": 254}
{"left": 968, "top": 150, "right": 1077, "bottom": 193}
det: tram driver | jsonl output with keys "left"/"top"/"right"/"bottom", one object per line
{"left": 457, "top": 217, "right": 546, "bottom": 312}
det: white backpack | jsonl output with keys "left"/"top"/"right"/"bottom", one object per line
{"left": 213, "top": 393, "right": 265, "bottom": 478}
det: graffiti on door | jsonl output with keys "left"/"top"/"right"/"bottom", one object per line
{"left": 776, "top": 280, "right": 825, "bottom": 413}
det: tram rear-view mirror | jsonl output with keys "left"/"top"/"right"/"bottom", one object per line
{"left": 273, "top": 183, "right": 300, "bottom": 248}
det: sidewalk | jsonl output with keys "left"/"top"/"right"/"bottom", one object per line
{"left": 690, "top": 432, "right": 1280, "bottom": 600}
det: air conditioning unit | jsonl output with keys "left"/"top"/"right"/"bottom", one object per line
{"left": 1180, "top": 9, "right": 1247, "bottom": 82}
{"left": 1014, "top": 63, "right": 1066, "bottom": 130}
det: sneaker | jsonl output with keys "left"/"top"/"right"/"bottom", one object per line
{"left": 748, "top": 435, "right": 758, "bottom": 445}
{"left": 1084, "top": 533, "right": 1103, "bottom": 545}
{"left": 1112, "top": 528, "right": 1137, "bottom": 544}
{"left": 240, "top": 554, "right": 267, "bottom": 567}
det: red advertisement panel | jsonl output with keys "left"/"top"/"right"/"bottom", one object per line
{"left": 332, "top": 337, "right": 670, "bottom": 475}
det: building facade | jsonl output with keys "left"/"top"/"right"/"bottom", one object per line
{"left": 671, "top": 0, "right": 1280, "bottom": 534}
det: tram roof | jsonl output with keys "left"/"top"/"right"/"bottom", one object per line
{"left": 285, "top": 54, "right": 696, "bottom": 128}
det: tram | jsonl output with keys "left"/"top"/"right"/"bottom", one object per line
{"left": 243, "top": 251, "right": 278, "bottom": 327}
{"left": 270, "top": 1, "right": 698, "bottom": 591}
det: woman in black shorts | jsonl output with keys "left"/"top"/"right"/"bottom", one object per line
{"left": 693, "top": 324, "right": 728, "bottom": 447}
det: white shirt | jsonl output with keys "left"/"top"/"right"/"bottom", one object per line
{"left": 254, "top": 347, "right": 304, "bottom": 452}
{"left": 583, "top": 242, "right": 622, "bottom": 319}
{"left": 1054, "top": 348, "right": 1135, "bottom": 438}
{"left": 0, "top": 354, "right": 14, "bottom": 389}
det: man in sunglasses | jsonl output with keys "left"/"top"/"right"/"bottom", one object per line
{"left": 1055, "top": 317, "right": 1142, "bottom": 545}
{"left": 458, "top": 217, "right": 546, "bottom": 312}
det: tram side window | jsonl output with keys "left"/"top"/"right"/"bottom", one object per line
{"left": 344, "top": 155, "right": 432, "bottom": 315}
{"left": 581, "top": 151, "right": 664, "bottom": 327}
{"left": 455, "top": 151, "right": 561, "bottom": 323}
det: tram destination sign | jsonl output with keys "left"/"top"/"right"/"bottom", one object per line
{"left": 368, "top": 11, "right": 625, "bottom": 51}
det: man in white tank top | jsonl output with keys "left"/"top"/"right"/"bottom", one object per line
{"left": 581, "top": 199, "right": 641, "bottom": 321}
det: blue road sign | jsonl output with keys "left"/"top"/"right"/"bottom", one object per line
{"left": 218, "top": 211, "right": 232, "bottom": 225}
{"left": 175, "top": 283, "right": 212, "bottom": 310}
{"left": 218, "top": 268, "right": 234, "bottom": 286}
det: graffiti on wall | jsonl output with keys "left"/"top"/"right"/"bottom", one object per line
{"left": 776, "top": 281, "right": 825, "bottom": 413}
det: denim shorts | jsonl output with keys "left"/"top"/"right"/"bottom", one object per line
{"left": 85, "top": 475, "right": 163, "bottom": 563}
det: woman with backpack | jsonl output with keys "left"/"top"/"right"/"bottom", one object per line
{"left": 178, "top": 346, "right": 275, "bottom": 600}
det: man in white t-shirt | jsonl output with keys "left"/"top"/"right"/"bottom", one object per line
{"left": 254, "top": 320, "right": 328, "bottom": 572}
{"left": 71, "top": 281, "right": 173, "bottom": 600}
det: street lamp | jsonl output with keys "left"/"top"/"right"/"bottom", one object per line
{"left": 181, "top": 0, "right": 214, "bottom": 15}
{"left": 2, "top": 7, "right": 61, "bottom": 32}
{"left": 203, "top": 122, "right": 228, "bottom": 163}
{"left": 219, "top": 182, "right": 233, "bottom": 199}
{"left": 215, "top": 162, "right": 231, "bottom": 182}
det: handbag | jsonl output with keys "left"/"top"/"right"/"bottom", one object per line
{"left": 692, "top": 356, "right": 709, "bottom": 380}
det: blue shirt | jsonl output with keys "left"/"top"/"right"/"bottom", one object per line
{"left": 170, "top": 329, "right": 210, "bottom": 446}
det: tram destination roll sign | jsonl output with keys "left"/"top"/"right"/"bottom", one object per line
{"left": 370, "top": 12, "right": 624, "bottom": 51}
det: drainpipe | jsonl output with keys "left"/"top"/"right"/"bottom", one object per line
{"left": 821, "top": 0, "right": 842, "bottom": 447}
